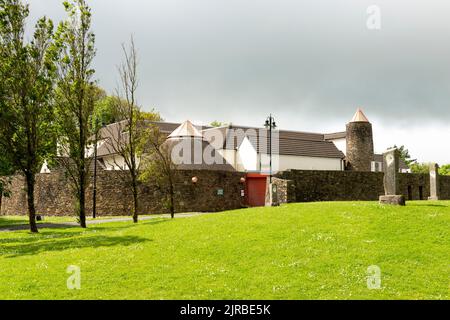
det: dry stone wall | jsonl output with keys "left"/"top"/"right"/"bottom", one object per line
{"left": 276, "top": 170, "right": 450, "bottom": 202}
{"left": 2, "top": 169, "right": 449, "bottom": 216}
{"left": 0, "top": 170, "right": 246, "bottom": 216}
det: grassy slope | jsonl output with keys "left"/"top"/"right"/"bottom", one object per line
{"left": 0, "top": 201, "right": 448, "bottom": 300}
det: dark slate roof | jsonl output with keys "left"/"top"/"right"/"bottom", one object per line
{"left": 324, "top": 131, "right": 347, "bottom": 140}
{"left": 96, "top": 121, "right": 211, "bottom": 157}
{"left": 95, "top": 121, "right": 345, "bottom": 160}
{"left": 203, "top": 125, "right": 345, "bottom": 159}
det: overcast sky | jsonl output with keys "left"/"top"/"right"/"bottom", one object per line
{"left": 28, "top": 0, "right": 450, "bottom": 163}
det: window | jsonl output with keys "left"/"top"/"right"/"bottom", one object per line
{"left": 371, "top": 161, "right": 383, "bottom": 172}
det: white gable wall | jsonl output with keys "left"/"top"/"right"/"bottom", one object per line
{"left": 102, "top": 155, "right": 141, "bottom": 171}
{"left": 217, "top": 149, "right": 237, "bottom": 168}
{"left": 236, "top": 137, "right": 258, "bottom": 172}
{"left": 329, "top": 138, "right": 347, "bottom": 156}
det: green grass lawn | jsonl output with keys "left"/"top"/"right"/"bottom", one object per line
{"left": 0, "top": 201, "right": 449, "bottom": 300}
{"left": 0, "top": 215, "right": 149, "bottom": 228}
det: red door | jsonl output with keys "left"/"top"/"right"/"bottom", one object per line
{"left": 246, "top": 174, "right": 267, "bottom": 207}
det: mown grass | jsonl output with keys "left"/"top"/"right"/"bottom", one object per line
{"left": 0, "top": 201, "right": 448, "bottom": 300}
{"left": 0, "top": 215, "right": 157, "bottom": 228}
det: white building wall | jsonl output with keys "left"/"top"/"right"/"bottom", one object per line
{"left": 217, "top": 149, "right": 237, "bottom": 168}
{"left": 260, "top": 154, "right": 343, "bottom": 172}
{"left": 236, "top": 137, "right": 258, "bottom": 172}
{"left": 102, "top": 155, "right": 140, "bottom": 170}
{"left": 234, "top": 147, "right": 344, "bottom": 172}
{"left": 102, "top": 148, "right": 343, "bottom": 173}
{"left": 329, "top": 138, "right": 347, "bottom": 156}
{"left": 103, "top": 155, "right": 124, "bottom": 170}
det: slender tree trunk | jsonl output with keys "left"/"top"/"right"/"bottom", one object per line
{"left": 79, "top": 168, "right": 87, "bottom": 228}
{"left": 78, "top": 134, "right": 87, "bottom": 228}
{"left": 78, "top": 106, "right": 87, "bottom": 228}
{"left": 132, "top": 177, "right": 138, "bottom": 223}
{"left": 132, "top": 190, "right": 138, "bottom": 223}
{"left": 25, "top": 172, "right": 38, "bottom": 233}
{"left": 169, "top": 183, "right": 175, "bottom": 219}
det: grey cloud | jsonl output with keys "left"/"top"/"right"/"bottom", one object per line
{"left": 27, "top": 0, "right": 450, "bottom": 162}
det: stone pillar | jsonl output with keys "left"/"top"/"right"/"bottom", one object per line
{"left": 428, "top": 163, "right": 440, "bottom": 200}
{"left": 265, "top": 179, "right": 279, "bottom": 207}
{"left": 379, "top": 148, "right": 406, "bottom": 206}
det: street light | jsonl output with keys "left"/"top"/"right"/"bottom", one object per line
{"left": 264, "top": 114, "right": 276, "bottom": 183}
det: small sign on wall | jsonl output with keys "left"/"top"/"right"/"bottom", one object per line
{"left": 217, "top": 189, "right": 224, "bottom": 196}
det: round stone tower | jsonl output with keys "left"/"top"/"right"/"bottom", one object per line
{"left": 346, "top": 108, "right": 374, "bottom": 171}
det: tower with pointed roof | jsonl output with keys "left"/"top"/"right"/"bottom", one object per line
{"left": 168, "top": 120, "right": 203, "bottom": 139}
{"left": 345, "top": 108, "right": 374, "bottom": 171}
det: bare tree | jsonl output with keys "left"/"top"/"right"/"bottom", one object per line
{"left": 102, "top": 37, "right": 160, "bottom": 223}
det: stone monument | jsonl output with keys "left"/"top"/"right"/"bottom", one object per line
{"left": 428, "top": 163, "right": 440, "bottom": 200}
{"left": 265, "top": 180, "right": 279, "bottom": 207}
{"left": 379, "top": 148, "right": 406, "bottom": 206}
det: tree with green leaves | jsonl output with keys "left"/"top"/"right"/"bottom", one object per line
{"left": 0, "top": 0, "right": 56, "bottom": 233}
{"left": 410, "top": 162, "right": 431, "bottom": 174}
{"left": 94, "top": 94, "right": 161, "bottom": 128}
{"left": 0, "top": 154, "right": 13, "bottom": 213}
{"left": 439, "top": 164, "right": 450, "bottom": 176}
{"left": 94, "top": 95, "right": 119, "bottom": 126}
{"left": 210, "top": 120, "right": 228, "bottom": 128}
{"left": 52, "top": 0, "right": 97, "bottom": 228}
{"left": 389, "top": 145, "right": 416, "bottom": 167}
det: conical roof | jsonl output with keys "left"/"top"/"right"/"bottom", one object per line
{"left": 168, "top": 120, "right": 203, "bottom": 139}
{"left": 350, "top": 108, "right": 370, "bottom": 122}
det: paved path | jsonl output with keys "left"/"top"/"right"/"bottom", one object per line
{"left": 0, "top": 212, "right": 208, "bottom": 232}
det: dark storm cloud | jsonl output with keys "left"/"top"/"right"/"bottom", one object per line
{"left": 28, "top": 0, "right": 450, "bottom": 162}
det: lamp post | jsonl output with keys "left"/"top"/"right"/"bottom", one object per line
{"left": 264, "top": 114, "right": 276, "bottom": 183}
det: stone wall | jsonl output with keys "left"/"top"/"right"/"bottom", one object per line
{"left": 271, "top": 177, "right": 296, "bottom": 204}
{"left": 398, "top": 173, "right": 430, "bottom": 200}
{"left": 276, "top": 170, "right": 450, "bottom": 202}
{"left": 2, "top": 169, "right": 449, "bottom": 216}
{"left": 0, "top": 170, "right": 246, "bottom": 216}
{"left": 440, "top": 176, "right": 450, "bottom": 200}
{"left": 277, "top": 170, "right": 384, "bottom": 202}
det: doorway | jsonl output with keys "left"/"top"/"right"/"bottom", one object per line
{"left": 245, "top": 174, "right": 268, "bottom": 207}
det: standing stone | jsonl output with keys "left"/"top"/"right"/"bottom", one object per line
{"left": 379, "top": 148, "right": 406, "bottom": 206}
{"left": 428, "top": 163, "right": 440, "bottom": 200}
{"left": 383, "top": 148, "right": 400, "bottom": 195}
{"left": 265, "top": 179, "right": 279, "bottom": 207}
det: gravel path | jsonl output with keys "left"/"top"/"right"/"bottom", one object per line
{"left": 0, "top": 212, "right": 207, "bottom": 232}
